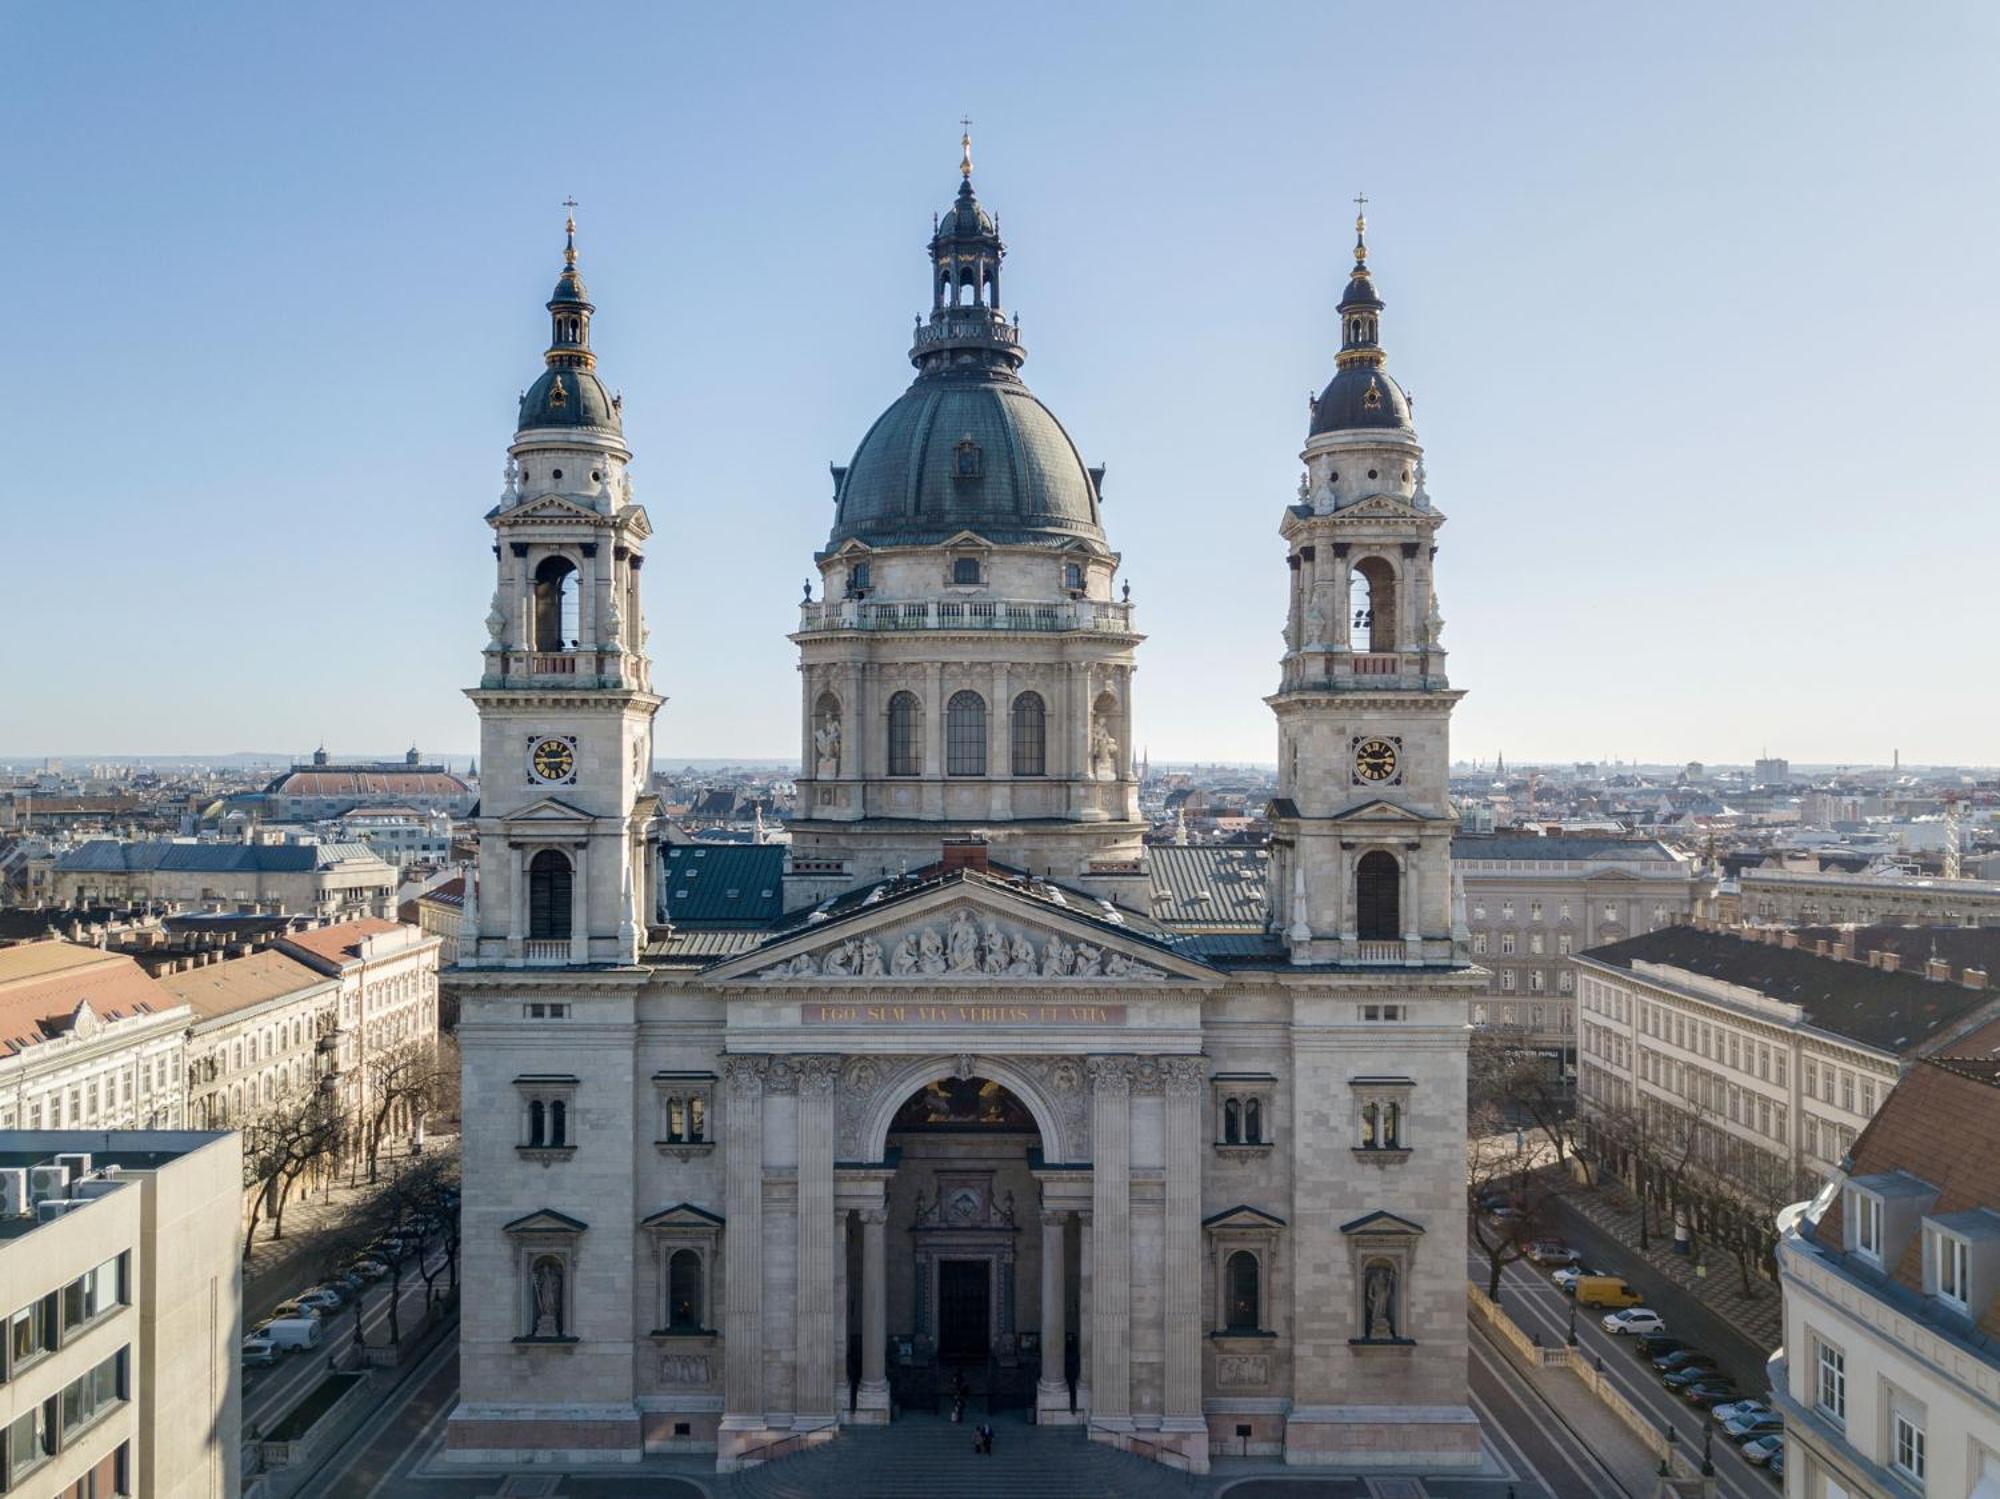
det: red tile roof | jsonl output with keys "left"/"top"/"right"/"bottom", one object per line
{"left": 276, "top": 917, "right": 403, "bottom": 969}
{"left": 0, "top": 941, "right": 182, "bottom": 1054}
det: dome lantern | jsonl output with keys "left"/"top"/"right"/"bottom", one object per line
{"left": 1309, "top": 200, "right": 1414, "bottom": 437}
{"left": 517, "top": 205, "right": 624, "bottom": 436}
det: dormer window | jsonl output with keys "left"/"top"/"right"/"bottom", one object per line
{"left": 1064, "top": 562, "right": 1083, "bottom": 591}
{"left": 1931, "top": 1226, "right": 1969, "bottom": 1310}
{"left": 954, "top": 439, "right": 982, "bottom": 479}
{"left": 1846, "top": 1185, "right": 1883, "bottom": 1261}
{"left": 951, "top": 557, "right": 983, "bottom": 586}
{"left": 848, "top": 562, "right": 871, "bottom": 596}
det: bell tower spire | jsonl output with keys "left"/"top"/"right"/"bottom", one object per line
{"left": 1266, "top": 209, "right": 1465, "bottom": 966}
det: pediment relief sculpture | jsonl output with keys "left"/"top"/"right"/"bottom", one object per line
{"left": 756, "top": 905, "right": 1167, "bottom": 983}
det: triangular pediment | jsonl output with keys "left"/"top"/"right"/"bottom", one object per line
{"left": 1203, "top": 1204, "right": 1288, "bottom": 1229}
{"left": 503, "top": 1207, "right": 588, "bottom": 1235}
{"left": 705, "top": 876, "right": 1219, "bottom": 986}
{"left": 829, "top": 538, "right": 875, "bottom": 558}
{"left": 498, "top": 493, "right": 609, "bottom": 525}
{"left": 1334, "top": 493, "right": 1429, "bottom": 522}
{"left": 1340, "top": 1209, "right": 1425, "bottom": 1236}
{"left": 620, "top": 504, "right": 653, "bottom": 540}
{"left": 940, "top": 529, "right": 992, "bottom": 550}
{"left": 1328, "top": 799, "right": 1428, "bottom": 823}
{"left": 502, "top": 797, "right": 593, "bottom": 826}
{"left": 640, "top": 1202, "right": 725, "bottom": 1230}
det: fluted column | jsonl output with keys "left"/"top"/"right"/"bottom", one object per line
{"left": 795, "top": 1057, "right": 840, "bottom": 1427}
{"left": 1036, "top": 1208, "right": 1069, "bottom": 1415}
{"left": 568, "top": 839, "right": 589, "bottom": 963}
{"left": 856, "top": 1208, "right": 889, "bottom": 1417}
{"left": 1087, "top": 1058, "right": 1132, "bottom": 1426}
{"left": 721, "top": 1058, "right": 767, "bottom": 1440}
{"left": 1333, "top": 546, "right": 1352, "bottom": 650}
{"left": 1162, "top": 1057, "right": 1206, "bottom": 1429}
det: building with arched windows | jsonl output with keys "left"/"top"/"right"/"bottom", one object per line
{"left": 450, "top": 152, "right": 1483, "bottom": 1477}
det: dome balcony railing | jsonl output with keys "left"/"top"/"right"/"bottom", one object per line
{"left": 912, "top": 316, "right": 1020, "bottom": 350}
{"left": 797, "top": 597, "right": 1135, "bottom": 636}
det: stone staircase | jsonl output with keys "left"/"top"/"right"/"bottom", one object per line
{"left": 728, "top": 1413, "right": 1195, "bottom": 1499}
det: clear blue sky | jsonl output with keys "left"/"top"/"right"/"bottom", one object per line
{"left": 4, "top": 3, "right": 1995, "bottom": 768}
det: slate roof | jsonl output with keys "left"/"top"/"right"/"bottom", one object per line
{"left": 1451, "top": 834, "right": 1683, "bottom": 864}
{"left": 1806, "top": 1054, "right": 2000, "bottom": 1344}
{"left": 1146, "top": 845, "right": 1270, "bottom": 930}
{"left": 1579, "top": 926, "right": 2000, "bottom": 1056}
{"left": 56, "top": 841, "right": 387, "bottom": 874}
{"left": 659, "top": 845, "right": 786, "bottom": 927}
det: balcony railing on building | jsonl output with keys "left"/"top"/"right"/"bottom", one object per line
{"left": 1283, "top": 648, "right": 1448, "bottom": 693}
{"left": 796, "top": 598, "right": 1136, "bottom": 636}
{"left": 522, "top": 939, "right": 570, "bottom": 965}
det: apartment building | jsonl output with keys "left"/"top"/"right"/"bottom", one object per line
{"left": 1735, "top": 867, "right": 2000, "bottom": 927}
{"left": 0, "top": 944, "right": 188, "bottom": 1134}
{"left": 1575, "top": 926, "right": 2000, "bottom": 1194}
{"left": 0, "top": 1134, "right": 241, "bottom": 1499}
{"left": 155, "top": 950, "right": 341, "bottom": 1129}
{"left": 1774, "top": 1056, "right": 2000, "bottom": 1498}
{"left": 1453, "top": 833, "right": 1702, "bottom": 1068}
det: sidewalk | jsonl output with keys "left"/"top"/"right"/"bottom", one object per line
{"left": 1556, "top": 1173, "right": 1783, "bottom": 1354}
{"left": 1472, "top": 1315, "right": 1668, "bottom": 1498}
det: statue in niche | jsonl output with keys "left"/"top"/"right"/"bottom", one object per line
{"left": 1425, "top": 587, "right": 1445, "bottom": 647}
{"left": 856, "top": 938, "right": 885, "bottom": 977}
{"left": 502, "top": 457, "right": 520, "bottom": 504}
{"left": 531, "top": 1256, "right": 565, "bottom": 1338}
{"left": 486, "top": 591, "right": 507, "bottom": 646}
{"left": 918, "top": 927, "right": 948, "bottom": 975}
{"left": 892, "top": 933, "right": 923, "bottom": 976}
{"left": 1304, "top": 594, "right": 1328, "bottom": 648}
{"left": 1090, "top": 721, "right": 1118, "bottom": 780}
{"left": 981, "top": 922, "right": 1010, "bottom": 974}
{"left": 1363, "top": 1261, "right": 1398, "bottom": 1340}
{"left": 814, "top": 716, "right": 842, "bottom": 778}
{"left": 946, "top": 910, "right": 980, "bottom": 973}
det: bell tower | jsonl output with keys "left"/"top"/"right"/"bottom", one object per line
{"left": 462, "top": 213, "right": 661, "bottom": 968}
{"left": 1267, "top": 209, "right": 1466, "bottom": 966}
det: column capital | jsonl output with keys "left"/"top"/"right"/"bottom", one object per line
{"left": 796, "top": 1054, "right": 841, "bottom": 1095}
{"left": 1039, "top": 1207, "right": 1070, "bottom": 1229}
{"left": 858, "top": 1207, "right": 888, "bottom": 1227}
{"left": 1160, "top": 1055, "right": 1207, "bottom": 1095}
{"left": 1086, "top": 1056, "right": 1134, "bottom": 1096}
{"left": 723, "top": 1055, "right": 767, "bottom": 1096}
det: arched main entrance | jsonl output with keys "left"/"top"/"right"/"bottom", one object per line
{"left": 846, "top": 1075, "right": 1079, "bottom": 1425}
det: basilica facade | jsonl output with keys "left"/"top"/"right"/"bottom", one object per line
{"left": 446, "top": 145, "right": 1482, "bottom": 1475}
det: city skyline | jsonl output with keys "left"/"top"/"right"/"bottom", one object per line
{"left": 6, "top": 3, "right": 1997, "bottom": 764}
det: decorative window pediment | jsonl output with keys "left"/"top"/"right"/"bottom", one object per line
{"left": 1351, "top": 1076, "right": 1414, "bottom": 1162}
{"left": 1212, "top": 1073, "right": 1276, "bottom": 1155}
{"left": 1342, "top": 1210, "right": 1421, "bottom": 1349}
{"left": 514, "top": 1075, "right": 578, "bottom": 1161}
{"left": 1205, "top": 1204, "right": 1283, "bottom": 1344}
{"left": 642, "top": 1202, "right": 724, "bottom": 1339}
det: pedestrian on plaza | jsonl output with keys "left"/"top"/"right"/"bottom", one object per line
{"left": 979, "top": 1421, "right": 995, "bottom": 1455}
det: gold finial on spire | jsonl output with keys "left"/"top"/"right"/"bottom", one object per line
{"left": 562, "top": 196, "right": 579, "bottom": 268}
{"left": 959, "top": 116, "right": 974, "bottom": 180}
{"left": 1352, "top": 192, "right": 1369, "bottom": 266}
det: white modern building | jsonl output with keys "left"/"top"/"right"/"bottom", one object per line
{"left": 1773, "top": 1054, "right": 2000, "bottom": 1498}
{"left": 0, "top": 1133, "right": 242, "bottom": 1499}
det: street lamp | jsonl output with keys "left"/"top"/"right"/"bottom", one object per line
{"left": 1566, "top": 1299, "right": 1578, "bottom": 1347}
{"left": 1701, "top": 1414, "right": 1716, "bottom": 1476}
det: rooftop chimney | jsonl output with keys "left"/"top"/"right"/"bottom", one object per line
{"left": 941, "top": 837, "right": 990, "bottom": 876}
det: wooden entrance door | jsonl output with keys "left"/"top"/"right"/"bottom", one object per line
{"left": 937, "top": 1259, "right": 991, "bottom": 1363}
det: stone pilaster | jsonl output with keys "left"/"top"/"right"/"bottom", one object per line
{"left": 720, "top": 1057, "right": 767, "bottom": 1452}
{"left": 1087, "top": 1057, "right": 1132, "bottom": 1427}
{"left": 1036, "top": 1208, "right": 1069, "bottom": 1418}
{"left": 794, "top": 1056, "right": 840, "bottom": 1428}
{"left": 855, "top": 1207, "right": 889, "bottom": 1420}
{"left": 1161, "top": 1056, "right": 1209, "bottom": 1469}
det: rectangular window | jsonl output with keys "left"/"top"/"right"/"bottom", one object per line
{"left": 9, "top": 1295, "right": 52, "bottom": 1374}
{"left": 58, "top": 1348, "right": 125, "bottom": 1442}
{"left": 1860, "top": 1080, "right": 1875, "bottom": 1116}
{"left": 5, "top": 1403, "right": 49, "bottom": 1484}
{"left": 1935, "top": 1229, "right": 1970, "bottom": 1309}
{"left": 1775, "top": 1052, "right": 1787, "bottom": 1088}
{"left": 1841, "top": 1072, "right": 1855, "bottom": 1112}
{"left": 1804, "top": 1059, "right": 1818, "bottom": 1096}
{"left": 1529, "top": 969, "right": 1546, "bottom": 993}
{"left": 1893, "top": 1411, "right": 1926, "bottom": 1480}
{"left": 1500, "top": 970, "right": 1516, "bottom": 992}
{"left": 1529, "top": 932, "right": 1544, "bottom": 955}
{"left": 1529, "top": 901, "right": 1543, "bottom": 922}
{"left": 61, "top": 1257, "right": 123, "bottom": 1333}
{"left": 1848, "top": 1189, "right": 1882, "bottom": 1259}
{"left": 1815, "top": 1339, "right": 1845, "bottom": 1421}
{"left": 1500, "top": 932, "right": 1516, "bottom": 955}
{"left": 1558, "top": 970, "right": 1574, "bottom": 994}
{"left": 1557, "top": 933, "right": 1572, "bottom": 955}
{"left": 1472, "top": 932, "right": 1487, "bottom": 955}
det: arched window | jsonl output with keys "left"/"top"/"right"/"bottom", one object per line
{"left": 668, "top": 1249, "right": 703, "bottom": 1331}
{"left": 532, "top": 556, "right": 580, "bottom": 652}
{"left": 549, "top": 1099, "right": 568, "bottom": 1148}
{"left": 1010, "top": 692, "right": 1046, "bottom": 777}
{"left": 887, "top": 692, "right": 923, "bottom": 776}
{"left": 1352, "top": 556, "right": 1398, "bottom": 653}
{"left": 528, "top": 850, "right": 573, "bottom": 940}
{"left": 1356, "top": 850, "right": 1401, "bottom": 941}
{"left": 946, "top": 691, "right": 986, "bottom": 776}
{"left": 688, "top": 1095, "right": 705, "bottom": 1142}
{"left": 1225, "top": 1250, "right": 1260, "bottom": 1332}
{"left": 1245, "top": 1098, "right": 1263, "bottom": 1145}
{"left": 1361, "top": 1100, "right": 1379, "bottom": 1148}
{"left": 1223, "top": 1097, "right": 1241, "bottom": 1145}
{"left": 1383, "top": 1101, "right": 1401, "bottom": 1149}
{"left": 528, "top": 1100, "right": 546, "bottom": 1147}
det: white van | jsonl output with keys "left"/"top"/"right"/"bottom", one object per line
{"left": 263, "top": 1316, "right": 323, "bottom": 1351}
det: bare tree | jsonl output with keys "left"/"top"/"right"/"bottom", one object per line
{"left": 1466, "top": 1127, "right": 1558, "bottom": 1303}
{"left": 240, "top": 1091, "right": 346, "bottom": 1259}
{"left": 1469, "top": 1032, "right": 1580, "bottom": 1176}
{"left": 360, "top": 1040, "right": 445, "bottom": 1182}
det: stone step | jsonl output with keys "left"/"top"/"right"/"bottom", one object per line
{"left": 730, "top": 1418, "right": 1193, "bottom": 1499}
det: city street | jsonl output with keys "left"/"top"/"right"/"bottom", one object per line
{"left": 1465, "top": 1244, "right": 1781, "bottom": 1499}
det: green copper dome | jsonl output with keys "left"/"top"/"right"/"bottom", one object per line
{"left": 518, "top": 366, "right": 623, "bottom": 434}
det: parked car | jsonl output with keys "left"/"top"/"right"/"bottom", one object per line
{"left": 1726, "top": 1413, "right": 1785, "bottom": 1443}
{"left": 295, "top": 1286, "right": 346, "bottom": 1312}
{"left": 1576, "top": 1276, "right": 1646, "bottom": 1309}
{"left": 242, "top": 1335, "right": 278, "bottom": 1367}
{"left": 269, "top": 1299, "right": 319, "bottom": 1321}
{"left": 1665, "top": 1363, "right": 1725, "bottom": 1389}
{"left": 1633, "top": 1333, "right": 1687, "bottom": 1358}
{"left": 262, "top": 1316, "right": 324, "bottom": 1351}
{"left": 1682, "top": 1380, "right": 1742, "bottom": 1408}
{"left": 1526, "top": 1239, "right": 1579, "bottom": 1267}
{"left": 332, "top": 1270, "right": 367, "bottom": 1293}
{"left": 1602, "top": 1308, "right": 1666, "bottom": 1335}
{"left": 1711, "top": 1398, "right": 1771, "bottom": 1424}
{"left": 1656, "top": 1359, "right": 1720, "bottom": 1383}
{"left": 1768, "top": 1446, "right": 1785, "bottom": 1479}
{"left": 1739, "top": 1433, "right": 1783, "bottom": 1466}
{"left": 1551, "top": 1265, "right": 1599, "bottom": 1293}
{"left": 345, "top": 1259, "right": 389, "bottom": 1281}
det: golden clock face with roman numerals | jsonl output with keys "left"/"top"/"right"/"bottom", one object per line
{"left": 530, "top": 737, "right": 575, "bottom": 782}
{"left": 1353, "top": 737, "right": 1400, "bottom": 783}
